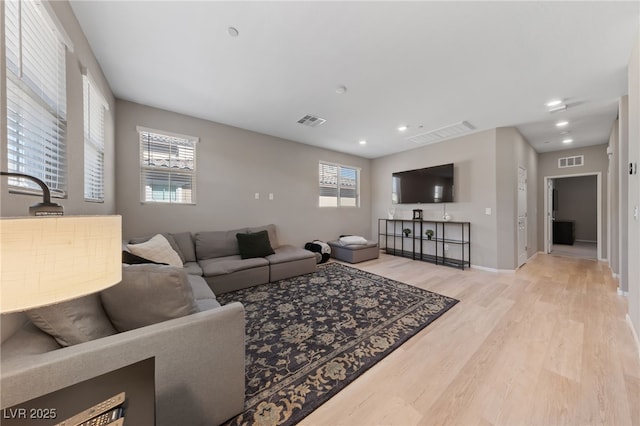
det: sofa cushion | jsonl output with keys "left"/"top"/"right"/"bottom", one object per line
{"left": 100, "top": 264, "right": 198, "bottom": 332}
{"left": 195, "top": 228, "right": 247, "bottom": 260}
{"left": 25, "top": 294, "right": 117, "bottom": 347}
{"left": 247, "top": 224, "right": 280, "bottom": 249}
{"left": 199, "top": 255, "right": 269, "bottom": 277}
{"left": 236, "top": 230, "right": 275, "bottom": 259}
{"left": 188, "top": 275, "right": 221, "bottom": 311}
{"left": 0, "top": 322, "right": 62, "bottom": 362}
{"left": 171, "top": 232, "right": 197, "bottom": 262}
{"left": 266, "top": 245, "right": 316, "bottom": 265}
{"left": 127, "top": 234, "right": 183, "bottom": 267}
{"left": 183, "top": 261, "right": 204, "bottom": 276}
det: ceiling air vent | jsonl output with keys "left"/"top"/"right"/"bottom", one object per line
{"left": 407, "top": 121, "right": 475, "bottom": 145}
{"left": 297, "top": 114, "right": 327, "bottom": 128}
{"left": 558, "top": 155, "right": 584, "bottom": 168}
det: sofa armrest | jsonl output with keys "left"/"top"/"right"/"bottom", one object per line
{"left": 1, "top": 302, "right": 245, "bottom": 426}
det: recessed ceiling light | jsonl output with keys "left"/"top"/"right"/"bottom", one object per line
{"left": 359, "top": 140, "right": 367, "bottom": 145}
{"left": 397, "top": 125, "right": 408, "bottom": 132}
{"left": 556, "top": 121, "right": 569, "bottom": 127}
{"left": 228, "top": 27, "right": 239, "bottom": 37}
{"left": 546, "top": 99, "right": 563, "bottom": 107}
{"left": 562, "top": 138, "right": 573, "bottom": 144}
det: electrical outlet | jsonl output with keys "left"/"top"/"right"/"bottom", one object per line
{"left": 444, "top": 244, "right": 449, "bottom": 252}
{"left": 254, "top": 192, "right": 260, "bottom": 200}
{"left": 269, "top": 193, "right": 274, "bottom": 200}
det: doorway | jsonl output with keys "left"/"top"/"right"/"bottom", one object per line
{"left": 544, "top": 173, "right": 601, "bottom": 260}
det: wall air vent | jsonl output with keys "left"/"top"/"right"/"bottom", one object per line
{"left": 297, "top": 114, "right": 327, "bottom": 128}
{"left": 558, "top": 155, "right": 584, "bottom": 168}
{"left": 407, "top": 121, "right": 475, "bottom": 145}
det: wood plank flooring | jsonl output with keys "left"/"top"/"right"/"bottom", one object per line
{"left": 300, "top": 253, "right": 640, "bottom": 426}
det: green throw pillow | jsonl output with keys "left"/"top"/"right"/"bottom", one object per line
{"left": 236, "top": 230, "right": 275, "bottom": 259}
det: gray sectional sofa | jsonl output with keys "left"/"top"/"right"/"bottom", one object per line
{"left": 0, "top": 224, "right": 316, "bottom": 425}
{"left": 131, "top": 224, "right": 317, "bottom": 294}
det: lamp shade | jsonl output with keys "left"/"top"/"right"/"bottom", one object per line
{"left": 0, "top": 216, "right": 122, "bottom": 313}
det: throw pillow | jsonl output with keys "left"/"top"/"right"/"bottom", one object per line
{"left": 100, "top": 264, "right": 199, "bottom": 332}
{"left": 26, "top": 294, "right": 117, "bottom": 347}
{"left": 127, "top": 234, "right": 183, "bottom": 267}
{"left": 339, "top": 235, "right": 368, "bottom": 245}
{"left": 122, "top": 250, "right": 168, "bottom": 265}
{"left": 236, "top": 230, "right": 275, "bottom": 259}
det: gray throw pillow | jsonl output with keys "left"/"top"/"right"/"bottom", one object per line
{"left": 26, "top": 294, "right": 117, "bottom": 347}
{"left": 100, "top": 264, "right": 198, "bottom": 332}
{"left": 170, "top": 232, "right": 196, "bottom": 262}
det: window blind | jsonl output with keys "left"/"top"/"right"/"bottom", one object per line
{"left": 138, "top": 128, "right": 197, "bottom": 204}
{"left": 5, "top": 0, "right": 67, "bottom": 197}
{"left": 83, "top": 75, "right": 107, "bottom": 202}
{"left": 319, "top": 162, "right": 360, "bottom": 207}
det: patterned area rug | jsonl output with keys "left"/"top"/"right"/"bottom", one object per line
{"left": 217, "top": 262, "right": 458, "bottom": 425}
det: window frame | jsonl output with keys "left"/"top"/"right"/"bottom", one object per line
{"left": 318, "top": 161, "right": 361, "bottom": 208}
{"left": 137, "top": 126, "right": 198, "bottom": 205}
{"left": 83, "top": 73, "right": 108, "bottom": 202}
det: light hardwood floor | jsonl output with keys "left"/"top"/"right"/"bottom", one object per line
{"left": 300, "top": 253, "right": 640, "bottom": 426}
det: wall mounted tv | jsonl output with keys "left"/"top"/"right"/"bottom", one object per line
{"left": 392, "top": 163, "right": 454, "bottom": 204}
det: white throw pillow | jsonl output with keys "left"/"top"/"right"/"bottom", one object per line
{"left": 127, "top": 234, "right": 183, "bottom": 267}
{"left": 339, "top": 235, "right": 368, "bottom": 245}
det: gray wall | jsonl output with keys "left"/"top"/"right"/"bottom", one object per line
{"left": 554, "top": 175, "right": 597, "bottom": 241}
{"left": 0, "top": 1, "right": 116, "bottom": 217}
{"left": 618, "top": 98, "right": 629, "bottom": 291}
{"left": 371, "top": 129, "right": 501, "bottom": 269}
{"left": 627, "top": 29, "right": 640, "bottom": 344}
{"left": 115, "top": 100, "right": 371, "bottom": 246}
{"left": 537, "top": 144, "right": 609, "bottom": 258}
{"left": 607, "top": 118, "right": 620, "bottom": 277}
{"left": 495, "top": 127, "right": 538, "bottom": 269}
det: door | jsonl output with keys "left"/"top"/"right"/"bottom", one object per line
{"left": 517, "top": 166, "right": 527, "bottom": 267}
{"left": 547, "top": 179, "right": 554, "bottom": 253}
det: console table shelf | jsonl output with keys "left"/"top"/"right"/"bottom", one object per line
{"left": 378, "top": 219, "right": 471, "bottom": 270}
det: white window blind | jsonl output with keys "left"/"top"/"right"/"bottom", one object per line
{"left": 83, "top": 74, "right": 107, "bottom": 202}
{"left": 138, "top": 127, "right": 197, "bottom": 204}
{"left": 319, "top": 162, "right": 360, "bottom": 207}
{"left": 5, "top": 0, "right": 68, "bottom": 197}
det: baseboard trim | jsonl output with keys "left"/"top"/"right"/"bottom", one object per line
{"left": 617, "top": 288, "right": 629, "bottom": 297}
{"left": 471, "top": 265, "right": 516, "bottom": 273}
{"left": 575, "top": 239, "right": 597, "bottom": 244}
{"left": 626, "top": 314, "right": 640, "bottom": 359}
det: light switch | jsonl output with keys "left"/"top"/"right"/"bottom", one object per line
{"left": 485, "top": 208, "right": 492, "bottom": 215}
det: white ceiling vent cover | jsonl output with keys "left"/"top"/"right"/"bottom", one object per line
{"left": 407, "top": 121, "right": 475, "bottom": 145}
{"left": 558, "top": 155, "right": 584, "bottom": 168}
{"left": 297, "top": 114, "right": 327, "bottom": 128}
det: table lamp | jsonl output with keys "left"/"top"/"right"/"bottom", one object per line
{"left": 0, "top": 215, "right": 122, "bottom": 313}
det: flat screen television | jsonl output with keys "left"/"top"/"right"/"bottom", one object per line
{"left": 392, "top": 163, "right": 454, "bottom": 204}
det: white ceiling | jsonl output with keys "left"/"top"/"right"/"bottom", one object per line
{"left": 69, "top": 1, "right": 639, "bottom": 159}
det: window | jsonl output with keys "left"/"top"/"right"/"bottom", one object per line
{"left": 5, "top": 0, "right": 68, "bottom": 197}
{"left": 83, "top": 74, "right": 108, "bottom": 202}
{"left": 137, "top": 127, "right": 197, "bottom": 204}
{"left": 319, "top": 162, "right": 360, "bottom": 207}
